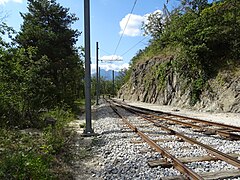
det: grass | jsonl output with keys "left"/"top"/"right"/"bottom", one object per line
{"left": 0, "top": 108, "right": 75, "bottom": 179}
{"left": 0, "top": 129, "right": 54, "bottom": 179}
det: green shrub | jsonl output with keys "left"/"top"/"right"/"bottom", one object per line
{"left": 42, "top": 108, "right": 74, "bottom": 154}
{"left": 0, "top": 108, "right": 75, "bottom": 179}
{"left": 0, "top": 152, "right": 53, "bottom": 180}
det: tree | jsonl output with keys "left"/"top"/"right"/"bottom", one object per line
{"left": 181, "top": 0, "right": 208, "bottom": 13}
{"left": 16, "top": 0, "right": 84, "bottom": 108}
{"left": 0, "top": 22, "right": 51, "bottom": 127}
{"left": 124, "top": 0, "right": 240, "bottom": 106}
{"left": 142, "top": 10, "right": 164, "bottom": 40}
{"left": 115, "top": 68, "right": 128, "bottom": 91}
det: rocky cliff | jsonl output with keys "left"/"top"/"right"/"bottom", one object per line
{"left": 118, "top": 57, "right": 240, "bottom": 113}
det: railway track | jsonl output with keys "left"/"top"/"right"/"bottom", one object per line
{"left": 108, "top": 99, "right": 240, "bottom": 179}
{"left": 113, "top": 99, "right": 240, "bottom": 141}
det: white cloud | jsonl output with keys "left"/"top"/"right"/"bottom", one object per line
{"left": 119, "top": 13, "right": 146, "bottom": 37}
{"left": 13, "top": 0, "right": 24, "bottom": 3}
{"left": 100, "top": 55, "right": 123, "bottom": 62}
{"left": 91, "top": 63, "right": 129, "bottom": 74}
{"left": 0, "top": 0, "right": 23, "bottom": 4}
{"left": 0, "top": 0, "right": 8, "bottom": 5}
{"left": 119, "top": 10, "right": 162, "bottom": 37}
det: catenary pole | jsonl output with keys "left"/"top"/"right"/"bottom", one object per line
{"left": 96, "top": 42, "right": 99, "bottom": 105}
{"left": 112, "top": 70, "right": 115, "bottom": 97}
{"left": 83, "top": 0, "right": 94, "bottom": 134}
{"left": 99, "top": 67, "right": 101, "bottom": 98}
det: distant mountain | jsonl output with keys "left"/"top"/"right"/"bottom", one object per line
{"left": 92, "top": 69, "right": 120, "bottom": 80}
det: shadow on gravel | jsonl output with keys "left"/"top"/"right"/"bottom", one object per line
{"left": 94, "top": 104, "right": 120, "bottom": 119}
{"left": 101, "top": 129, "right": 123, "bottom": 135}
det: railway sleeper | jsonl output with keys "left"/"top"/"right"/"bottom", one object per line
{"left": 130, "top": 138, "right": 184, "bottom": 144}
{"left": 202, "top": 128, "right": 240, "bottom": 140}
{"left": 161, "top": 169, "right": 240, "bottom": 180}
{"left": 165, "top": 122, "right": 176, "bottom": 126}
{"left": 192, "top": 128, "right": 240, "bottom": 140}
{"left": 110, "top": 100, "right": 240, "bottom": 178}
{"left": 203, "top": 129, "right": 216, "bottom": 135}
{"left": 148, "top": 153, "right": 239, "bottom": 168}
{"left": 178, "top": 125, "right": 192, "bottom": 129}
{"left": 216, "top": 131, "right": 240, "bottom": 140}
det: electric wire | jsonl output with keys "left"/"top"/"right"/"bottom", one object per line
{"left": 100, "top": 48, "right": 112, "bottom": 55}
{"left": 120, "top": 36, "right": 148, "bottom": 57}
{"left": 112, "top": 0, "right": 138, "bottom": 59}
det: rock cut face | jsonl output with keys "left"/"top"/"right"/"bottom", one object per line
{"left": 118, "top": 56, "right": 240, "bottom": 113}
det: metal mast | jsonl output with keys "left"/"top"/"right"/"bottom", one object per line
{"left": 96, "top": 42, "right": 99, "bottom": 105}
{"left": 83, "top": 0, "right": 94, "bottom": 135}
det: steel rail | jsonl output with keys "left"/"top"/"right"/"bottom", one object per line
{"left": 147, "top": 113, "right": 240, "bottom": 140}
{"left": 109, "top": 104, "right": 203, "bottom": 180}
{"left": 112, "top": 99, "right": 240, "bottom": 132}
{"left": 166, "top": 113, "right": 240, "bottom": 132}
{"left": 153, "top": 121, "right": 240, "bottom": 169}
{"left": 112, "top": 99, "right": 240, "bottom": 133}
{"left": 115, "top": 102, "right": 240, "bottom": 169}
{"left": 115, "top": 102, "right": 240, "bottom": 140}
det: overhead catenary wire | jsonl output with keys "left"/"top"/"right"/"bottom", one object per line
{"left": 112, "top": 0, "right": 138, "bottom": 59}
{"left": 100, "top": 36, "right": 148, "bottom": 60}
{"left": 99, "top": 48, "right": 112, "bottom": 55}
{"left": 121, "top": 36, "right": 148, "bottom": 57}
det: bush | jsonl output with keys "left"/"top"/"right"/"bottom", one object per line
{"left": 0, "top": 108, "right": 74, "bottom": 179}
{"left": 0, "top": 152, "right": 53, "bottom": 180}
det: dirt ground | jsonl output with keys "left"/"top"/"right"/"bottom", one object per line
{"left": 67, "top": 119, "right": 102, "bottom": 180}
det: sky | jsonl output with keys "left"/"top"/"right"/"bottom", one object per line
{"left": 0, "top": 0, "right": 180, "bottom": 73}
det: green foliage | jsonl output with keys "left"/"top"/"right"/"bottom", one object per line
{"left": 157, "top": 61, "right": 171, "bottom": 90}
{"left": 0, "top": 1, "right": 86, "bottom": 178}
{"left": 190, "top": 76, "right": 205, "bottom": 105}
{"left": 91, "top": 74, "right": 123, "bottom": 97}
{"left": 142, "top": 10, "right": 164, "bottom": 39}
{"left": 175, "top": 0, "right": 240, "bottom": 103}
{"left": 0, "top": 108, "right": 74, "bottom": 179}
{"left": 0, "top": 22, "right": 16, "bottom": 47}
{"left": 180, "top": 0, "right": 209, "bottom": 13}
{"left": 43, "top": 108, "right": 74, "bottom": 154}
{"left": 0, "top": 0, "right": 85, "bottom": 128}
{"left": 99, "top": 77, "right": 115, "bottom": 96}
{"left": 0, "top": 44, "right": 51, "bottom": 127}
{"left": 0, "top": 152, "right": 52, "bottom": 180}
{"left": 115, "top": 68, "right": 129, "bottom": 91}
{"left": 126, "top": 0, "right": 240, "bottom": 105}
{"left": 0, "top": 128, "right": 53, "bottom": 179}
{"left": 91, "top": 76, "right": 97, "bottom": 98}
{"left": 123, "top": 67, "right": 132, "bottom": 83}
{"left": 16, "top": 0, "right": 84, "bottom": 109}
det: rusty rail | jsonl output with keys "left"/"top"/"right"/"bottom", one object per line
{"left": 110, "top": 104, "right": 203, "bottom": 180}
{"left": 124, "top": 101, "right": 240, "bottom": 132}
{"left": 148, "top": 114, "right": 240, "bottom": 140}
{"left": 113, "top": 99, "right": 240, "bottom": 140}
{"left": 111, "top": 100, "right": 240, "bottom": 169}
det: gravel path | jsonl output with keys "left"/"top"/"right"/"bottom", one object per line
{"left": 71, "top": 100, "right": 240, "bottom": 179}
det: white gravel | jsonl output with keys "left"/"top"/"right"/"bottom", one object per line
{"left": 87, "top": 100, "right": 240, "bottom": 179}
